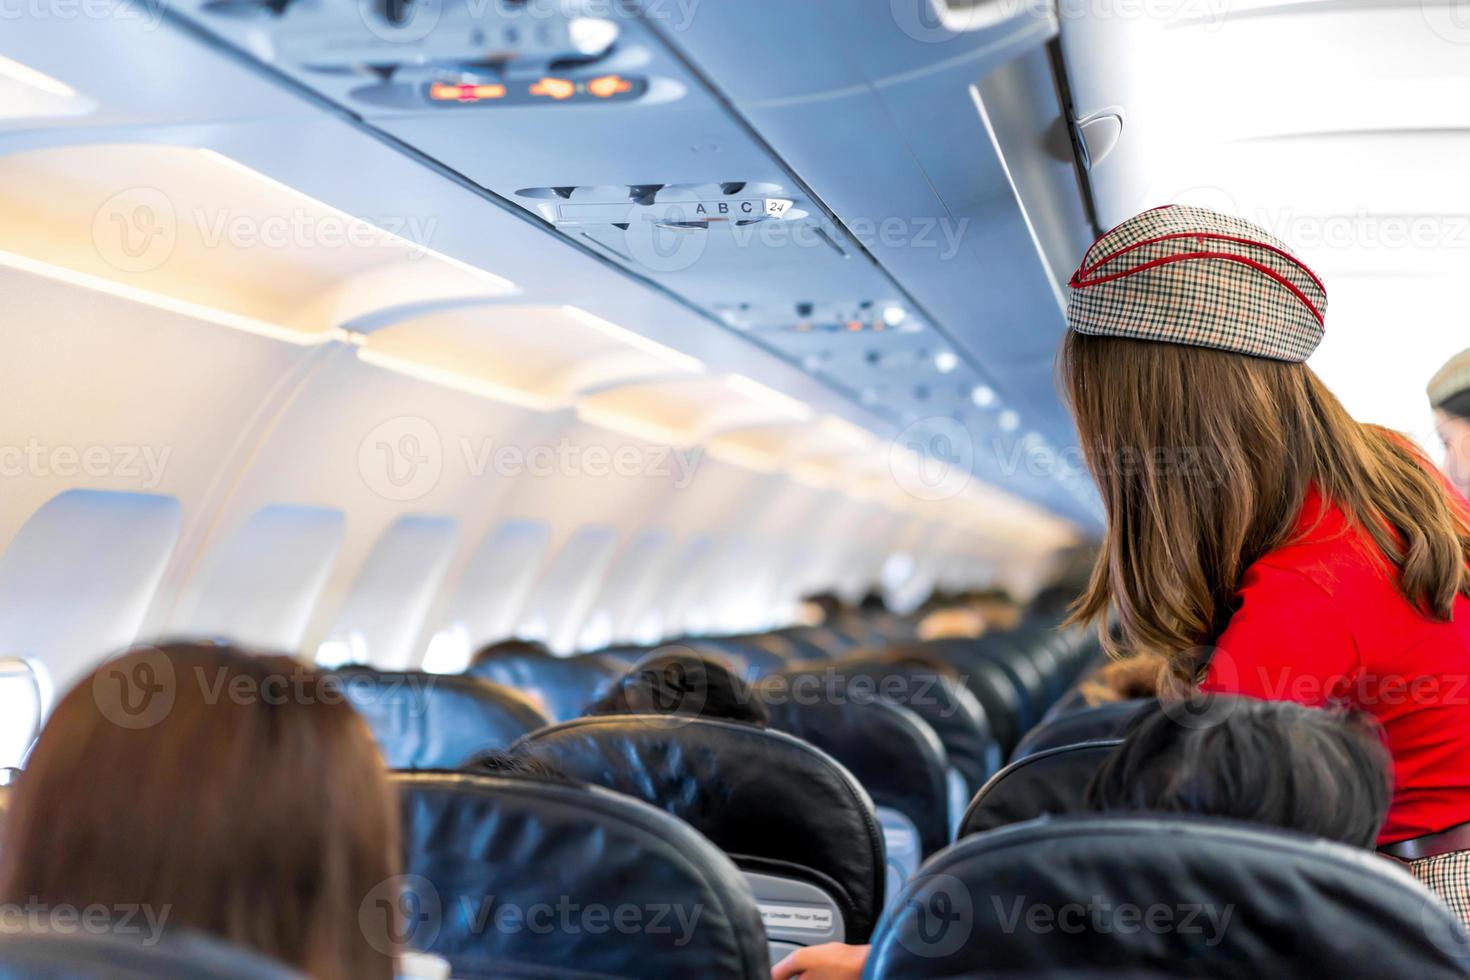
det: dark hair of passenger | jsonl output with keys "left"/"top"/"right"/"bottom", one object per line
{"left": 586, "top": 653, "right": 769, "bottom": 728}
{"left": 1085, "top": 695, "right": 1392, "bottom": 848}
{"left": 463, "top": 748, "right": 576, "bottom": 785}
{"left": 0, "top": 643, "right": 400, "bottom": 980}
{"left": 800, "top": 591, "right": 844, "bottom": 622}
{"left": 858, "top": 590, "right": 888, "bottom": 612}
{"left": 1441, "top": 388, "right": 1470, "bottom": 423}
{"left": 470, "top": 637, "right": 552, "bottom": 666}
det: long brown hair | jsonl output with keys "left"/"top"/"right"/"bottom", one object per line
{"left": 0, "top": 643, "right": 400, "bottom": 979}
{"left": 1063, "top": 332, "right": 1470, "bottom": 677}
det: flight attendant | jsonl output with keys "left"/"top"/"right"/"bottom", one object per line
{"left": 1429, "top": 348, "right": 1470, "bottom": 498}
{"left": 1064, "top": 205, "right": 1470, "bottom": 920}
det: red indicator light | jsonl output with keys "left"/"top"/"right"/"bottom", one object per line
{"left": 587, "top": 74, "right": 633, "bottom": 98}
{"left": 530, "top": 77, "right": 576, "bottom": 100}
{"left": 429, "top": 82, "right": 506, "bottom": 103}
{"left": 846, "top": 321, "right": 863, "bottom": 332}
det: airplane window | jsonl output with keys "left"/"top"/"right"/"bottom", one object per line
{"left": 178, "top": 504, "right": 345, "bottom": 651}
{"left": 517, "top": 525, "right": 620, "bottom": 653}
{"left": 314, "top": 629, "right": 368, "bottom": 670}
{"left": 420, "top": 622, "right": 473, "bottom": 674}
{"left": 447, "top": 519, "right": 552, "bottom": 649}
{"left": 583, "top": 528, "right": 674, "bottom": 647}
{"left": 324, "top": 515, "right": 459, "bottom": 670}
{"left": 0, "top": 490, "right": 181, "bottom": 696}
{"left": 0, "top": 657, "right": 46, "bottom": 770}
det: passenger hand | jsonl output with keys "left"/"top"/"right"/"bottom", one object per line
{"left": 770, "top": 942, "right": 870, "bottom": 980}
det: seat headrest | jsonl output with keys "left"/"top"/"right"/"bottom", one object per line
{"left": 330, "top": 668, "right": 549, "bottom": 769}
{"left": 758, "top": 675, "right": 951, "bottom": 857}
{"left": 869, "top": 815, "right": 1470, "bottom": 979}
{"left": 391, "top": 772, "right": 769, "bottom": 979}
{"left": 960, "top": 740, "right": 1119, "bottom": 839}
{"left": 895, "top": 642, "right": 1027, "bottom": 753}
{"left": 811, "top": 659, "right": 1001, "bottom": 795}
{"left": 1015, "top": 699, "right": 1155, "bottom": 761}
{"left": 0, "top": 927, "right": 303, "bottom": 979}
{"left": 517, "top": 715, "right": 886, "bottom": 941}
{"left": 463, "top": 651, "right": 617, "bottom": 722}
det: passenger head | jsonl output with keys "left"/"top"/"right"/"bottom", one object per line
{"left": 586, "top": 652, "right": 768, "bottom": 728}
{"left": 1062, "top": 207, "right": 1470, "bottom": 677}
{"left": 470, "top": 637, "right": 551, "bottom": 667}
{"left": 463, "top": 748, "right": 574, "bottom": 785}
{"left": 797, "top": 591, "right": 843, "bottom": 626}
{"left": 0, "top": 643, "right": 400, "bottom": 979}
{"left": 1075, "top": 652, "right": 1169, "bottom": 706}
{"left": 1429, "top": 348, "right": 1470, "bottom": 497}
{"left": 1085, "top": 695, "right": 1392, "bottom": 848}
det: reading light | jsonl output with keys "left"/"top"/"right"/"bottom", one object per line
{"left": 881, "top": 305, "right": 907, "bottom": 327}
{"left": 998, "top": 409, "right": 1020, "bottom": 432}
{"left": 0, "top": 248, "right": 331, "bottom": 346}
{"left": 568, "top": 17, "right": 619, "bottom": 56}
{"left": 934, "top": 351, "right": 959, "bottom": 374}
{"left": 970, "top": 385, "right": 996, "bottom": 408}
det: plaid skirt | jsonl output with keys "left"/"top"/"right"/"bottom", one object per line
{"left": 1410, "top": 849, "right": 1470, "bottom": 928}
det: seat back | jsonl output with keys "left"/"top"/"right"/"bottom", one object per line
{"left": 823, "top": 659, "right": 1002, "bottom": 800}
{"left": 959, "top": 740, "right": 1119, "bottom": 838}
{"left": 330, "top": 668, "right": 549, "bottom": 769}
{"left": 758, "top": 672, "right": 952, "bottom": 862}
{"left": 868, "top": 815, "right": 1470, "bottom": 978}
{"left": 392, "top": 772, "right": 769, "bottom": 979}
{"left": 517, "top": 715, "right": 885, "bottom": 951}
{"left": 463, "top": 650, "right": 618, "bottom": 722}
{"left": 0, "top": 928, "right": 303, "bottom": 979}
{"left": 892, "top": 641, "right": 1028, "bottom": 753}
{"left": 1013, "top": 699, "right": 1154, "bottom": 761}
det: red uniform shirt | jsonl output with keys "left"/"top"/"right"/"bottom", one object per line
{"left": 1202, "top": 486, "right": 1470, "bottom": 844}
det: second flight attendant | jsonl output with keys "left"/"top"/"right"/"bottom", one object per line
{"left": 1429, "top": 348, "right": 1470, "bottom": 499}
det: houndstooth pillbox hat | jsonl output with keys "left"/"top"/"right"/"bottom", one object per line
{"left": 1428, "top": 348, "right": 1470, "bottom": 408}
{"left": 1067, "top": 205, "right": 1327, "bottom": 362}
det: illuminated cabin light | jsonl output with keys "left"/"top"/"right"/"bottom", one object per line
{"left": 998, "top": 409, "right": 1020, "bottom": 432}
{"left": 568, "top": 17, "right": 619, "bottom": 55}
{"left": 934, "top": 351, "right": 959, "bottom": 374}
{"left": 970, "top": 385, "right": 996, "bottom": 408}
{"left": 881, "top": 305, "right": 907, "bottom": 327}
{"left": 429, "top": 81, "right": 507, "bottom": 103}
{"left": 530, "top": 77, "right": 577, "bottom": 101}
{"left": 587, "top": 75, "right": 634, "bottom": 98}
{"left": 846, "top": 321, "right": 863, "bottom": 332}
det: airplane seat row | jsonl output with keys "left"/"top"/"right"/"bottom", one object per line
{"left": 393, "top": 772, "right": 770, "bottom": 979}
{"left": 869, "top": 815, "right": 1470, "bottom": 979}
{"left": 328, "top": 668, "right": 551, "bottom": 770}
{"left": 1011, "top": 698, "right": 1154, "bottom": 761}
{"left": 463, "top": 648, "right": 620, "bottom": 722}
{"left": 756, "top": 688, "right": 949, "bottom": 895}
{"left": 513, "top": 714, "right": 886, "bottom": 960}
{"left": 960, "top": 739, "right": 1121, "bottom": 837}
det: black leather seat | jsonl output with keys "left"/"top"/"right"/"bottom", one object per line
{"left": 888, "top": 641, "right": 1029, "bottom": 754}
{"left": 0, "top": 928, "right": 303, "bottom": 979}
{"left": 330, "top": 668, "right": 549, "bottom": 769}
{"left": 392, "top": 772, "right": 768, "bottom": 979}
{"left": 673, "top": 638, "right": 789, "bottom": 679}
{"left": 868, "top": 815, "right": 1470, "bottom": 978}
{"left": 959, "top": 740, "right": 1119, "bottom": 838}
{"left": 1013, "top": 699, "right": 1154, "bottom": 761}
{"left": 759, "top": 670, "right": 952, "bottom": 859}
{"left": 517, "top": 715, "right": 885, "bottom": 953}
{"left": 464, "top": 649, "right": 619, "bottom": 722}
{"left": 821, "top": 659, "right": 1003, "bottom": 800}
